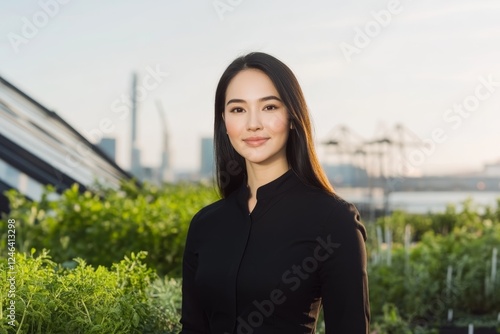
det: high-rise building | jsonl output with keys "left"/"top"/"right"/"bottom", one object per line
{"left": 155, "top": 100, "right": 174, "bottom": 183}
{"left": 200, "top": 137, "right": 214, "bottom": 179}
{"left": 97, "top": 137, "right": 116, "bottom": 162}
{"left": 130, "top": 72, "right": 142, "bottom": 179}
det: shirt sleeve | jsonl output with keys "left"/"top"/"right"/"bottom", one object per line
{"left": 180, "top": 211, "right": 211, "bottom": 333}
{"left": 319, "top": 201, "right": 370, "bottom": 334}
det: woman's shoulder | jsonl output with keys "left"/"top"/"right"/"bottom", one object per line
{"left": 190, "top": 198, "right": 226, "bottom": 224}
{"left": 324, "top": 194, "right": 367, "bottom": 242}
{"left": 297, "top": 182, "right": 356, "bottom": 212}
{"left": 185, "top": 199, "right": 224, "bottom": 239}
{"left": 297, "top": 184, "right": 366, "bottom": 241}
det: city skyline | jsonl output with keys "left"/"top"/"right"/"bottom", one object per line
{"left": 1, "top": 0, "right": 499, "bottom": 176}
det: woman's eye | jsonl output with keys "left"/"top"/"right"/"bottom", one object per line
{"left": 264, "top": 105, "right": 278, "bottom": 111}
{"left": 230, "top": 107, "right": 244, "bottom": 113}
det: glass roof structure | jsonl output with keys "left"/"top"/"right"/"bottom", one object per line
{"left": 0, "top": 75, "right": 131, "bottom": 212}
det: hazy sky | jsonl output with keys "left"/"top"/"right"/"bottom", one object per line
{"left": 1, "top": 0, "right": 499, "bottom": 176}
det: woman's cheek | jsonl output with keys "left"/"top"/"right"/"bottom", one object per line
{"left": 225, "top": 118, "right": 240, "bottom": 137}
{"left": 266, "top": 113, "right": 289, "bottom": 133}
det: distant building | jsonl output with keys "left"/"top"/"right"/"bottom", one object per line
{"left": 175, "top": 169, "right": 201, "bottom": 182}
{"left": 130, "top": 73, "right": 142, "bottom": 180}
{"left": 141, "top": 166, "right": 157, "bottom": 183}
{"left": 200, "top": 137, "right": 214, "bottom": 179}
{"left": 97, "top": 137, "right": 117, "bottom": 162}
{"left": 484, "top": 160, "right": 500, "bottom": 177}
{"left": 0, "top": 75, "right": 131, "bottom": 213}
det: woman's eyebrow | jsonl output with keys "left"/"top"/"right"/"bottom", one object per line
{"left": 260, "top": 95, "right": 282, "bottom": 103}
{"left": 226, "top": 95, "right": 282, "bottom": 106}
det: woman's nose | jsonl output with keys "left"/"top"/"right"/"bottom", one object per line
{"left": 246, "top": 109, "right": 262, "bottom": 131}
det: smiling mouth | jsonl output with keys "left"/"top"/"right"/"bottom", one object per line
{"left": 243, "top": 138, "right": 269, "bottom": 147}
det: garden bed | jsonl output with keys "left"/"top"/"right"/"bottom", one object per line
{"left": 439, "top": 326, "right": 497, "bottom": 334}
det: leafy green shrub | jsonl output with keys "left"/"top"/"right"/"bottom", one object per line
{"left": 0, "top": 249, "right": 182, "bottom": 334}
{"left": 146, "top": 276, "right": 182, "bottom": 333}
{"left": 369, "top": 199, "right": 500, "bottom": 329}
{"left": 371, "top": 303, "right": 414, "bottom": 334}
{"left": 2, "top": 182, "right": 499, "bottom": 332}
{"left": 373, "top": 198, "right": 500, "bottom": 244}
{"left": 0, "top": 180, "right": 219, "bottom": 277}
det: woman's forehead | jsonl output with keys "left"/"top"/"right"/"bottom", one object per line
{"left": 226, "top": 69, "right": 280, "bottom": 101}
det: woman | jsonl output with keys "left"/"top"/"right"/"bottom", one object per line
{"left": 180, "top": 52, "right": 370, "bottom": 333}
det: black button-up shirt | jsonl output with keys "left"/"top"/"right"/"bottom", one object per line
{"left": 180, "top": 169, "right": 370, "bottom": 333}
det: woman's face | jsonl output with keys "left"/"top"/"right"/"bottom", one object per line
{"left": 223, "top": 69, "right": 290, "bottom": 168}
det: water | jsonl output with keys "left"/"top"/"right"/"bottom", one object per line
{"left": 388, "top": 191, "right": 500, "bottom": 214}
{"left": 337, "top": 188, "right": 500, "bottom": 214}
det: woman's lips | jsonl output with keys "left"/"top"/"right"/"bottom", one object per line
{"left": 243, "top": 138, "right": 269, "bottom": 147}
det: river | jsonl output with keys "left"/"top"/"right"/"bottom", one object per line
{"left": 337, "top": 188, "right": 500, "bottom": 214}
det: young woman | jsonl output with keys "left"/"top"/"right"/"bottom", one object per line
{"left": 180, "top": 52, "right": 370, "bottom": 333}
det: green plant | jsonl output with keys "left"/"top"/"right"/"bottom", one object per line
{"left": 372, "top": 303, "right": 413, "bottom": 334}
{"left": 369, "top": 198, "right": 500, "bottom": 328}
{"left": 0, "top": 180, "right": 219, "bottom": 277}
{"left": 2, "top": 183, "right": 499, "bottom": 332}
{"left": 0, "top": 249, "right": 182, "bottom": 334}
{"left": 146, "top": 277, "right": 182, "bottom": 333}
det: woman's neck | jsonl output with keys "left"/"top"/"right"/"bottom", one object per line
{"left": 245, "top": 161, "right": 290, "bottom": 199}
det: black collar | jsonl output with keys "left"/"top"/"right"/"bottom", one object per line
{"left": 234, "top": 168, "right": 301, "bottom": 215}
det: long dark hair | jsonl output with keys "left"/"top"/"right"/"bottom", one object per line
{"left": 214, "top": 52, "right": 334, "bottom": 198}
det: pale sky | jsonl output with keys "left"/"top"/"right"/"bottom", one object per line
{"left": 1, "top": 0, "right": 499, "bottom": 176}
